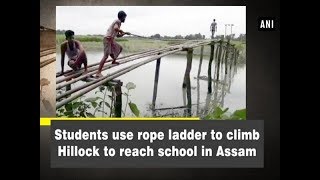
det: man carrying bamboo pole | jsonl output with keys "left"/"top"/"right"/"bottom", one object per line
{"left": 58, "top": 30, "right": 88, "bottom": 75}
{"left": 95, "top": 10, "right": 131, "bottom": 78}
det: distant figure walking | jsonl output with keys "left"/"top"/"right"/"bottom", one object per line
{"left": 210, "top": 19, "right": 217, "bottom": 39}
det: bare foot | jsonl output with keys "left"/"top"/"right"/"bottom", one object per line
{"left": 112, "top": 61, "right": 120, "bottom": 65}
{"left": 95, "top": 73, "right": 103, "bottom": 78}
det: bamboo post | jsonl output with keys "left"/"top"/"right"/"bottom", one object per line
{"left": 215, "top": 44, "right": 219, "bottom": 60}
{"left": 182, "top": 48, "right": 193, "bottom": 88}
{"left": 114, "top": 81, "right": 123, "bottom": 117}
{"left": 182, "top": 48, "right": 193, "bottom": 116}
{"left": 182, "top": 88, "right": 187, "bottom": 117}
{"left": 154, "top": 105, "right": 189, "bottom": 111}
{"left": 230, "top": 45, "right": 235, "bottom": 71}
{"left": 221, "top": 73, "right": 228, "bottom": 107}
{"left": 197, "top": 45, "right": 204, "bottom": 77}
{"left": 196, "top": 78, "right": 200, "bottom": 116}
{"left": 234, "top": 49, "right": 239, "bottom": 66}
{"left": 219, "top": 44, "right": 224, "bottom": 73}
{"left": 152, "top": 56, "right": 161, "bottom": 114}
{"left": 221, "top": 46, "right": 226, "bottom": 79}
{"left": 186, "top": 73, "right": 192, "bottom": 117}
{"left": 208, "top": 41, "right": 215, "bottom": 93}
{"left": 204, "top": 93, "right": 212, "bottom": 115}
{"left": 214, "top": 45, "right": 218, "bottom": 79}
{"left": 224, "top": 39, "right": 230, "bottom": 74}
{"left": 234, "top": 48, "right": 237, "bottom": 67}
{"left": 216, "top": 40, "right": 223, "bottom": 81}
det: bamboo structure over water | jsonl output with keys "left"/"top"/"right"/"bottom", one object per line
{"left": 55, "top": 39, "right": 240, "bottom": 117}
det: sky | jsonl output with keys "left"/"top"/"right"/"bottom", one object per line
{"left": 56, "top": 6, "right": 246, "bottom": 38}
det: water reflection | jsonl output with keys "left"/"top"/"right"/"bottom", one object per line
{"left": 199, "top": 59, "right": 238, "bottom": 118}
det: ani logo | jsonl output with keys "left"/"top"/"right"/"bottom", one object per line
{"left": 258, "top": 17, "right": 276, "bottom": 31}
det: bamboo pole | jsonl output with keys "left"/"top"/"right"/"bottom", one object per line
{"left": 234, "top": 48, "right": 237, "bottom": 67}
{"left": 56, "top": 59, "right": 141, "bottom": 100}
{"left": 234, "top": 49, "right": 239, "bottom": 66}
{"left": 56, "top": 41, "right": 200, "bottom": 79}
{"left": 56, "top": 51, "right": 166, "bottom": 90}
{"left": 56, "top": 47, "right": 180, "bottom": 84}
{"left": 186, "top": 70, "right": 192, "bottom": 116}
{"left": 114, "top": 81, "right": 122, "bottom": 117}
{"left": 196, "top": 78, "right": 200, "bottom": 116}
{"left": 57, "top": 42, "right": 207, "bottom": 99}
{"left": 215, "top": 44, "right": 219, "bottom": 60}
{"left": 182, "top": 87, "right": 187, "bottom": 117}
{"left": 185, "top": 48, "right": 193, "bottom": 116}
{"left": 182, "top": 48, "right": 193, "bottom": 88}
{"left": 154, "top": 105, "right": 189, "bottom": 111}
{"left": 152, "top": 56, "right": 161, "bottom": 112}
{"left": 208, "top": 41, "right": 215, "bottom": 93}
{"left": 56, "top": 48, "right": 161, "bottom": 78}
{"left": 197, "top": 45, "right": 204, "bottom": 77}
{"left": 56, "top": 39, "right": 203, "bottom": 82}
{"left": 56, "top": 48, "right": 183, "bottom": 108}
{"left": 216, "top": 40, "right": 223, "bottom": 81}
{"left": 224, "top": 39, "right": 230, "bottom": 74}
{"left": 230, "top": 45, "right": 235, "bottom": 71}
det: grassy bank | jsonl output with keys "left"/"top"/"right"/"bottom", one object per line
{"left": 56, "top": 34, "right": 246, "bottom": 60}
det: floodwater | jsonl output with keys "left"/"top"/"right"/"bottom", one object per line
{"left": 56, "top": 51, "right": 246, "bottom": 117}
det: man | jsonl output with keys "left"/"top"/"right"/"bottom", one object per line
{"left": 95, "top": 10, "right": 130, "bottom": 78}
{"left": 210, "top": 19, "right": 217, "bottom": 39}
{"left": 59, "top": 30, "right": 88, "bottom": 75}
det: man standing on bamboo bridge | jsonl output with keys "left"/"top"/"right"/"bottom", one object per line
{"left": 95, "top": 10, "right": 131, "bottom": 78}
{"left": 210, "top": 19, "right": 217, "bottom": 39}
{"left": 58, "top": 30, "right": 88, "bottom": 75}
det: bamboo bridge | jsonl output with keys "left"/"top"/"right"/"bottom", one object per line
{"left": 41, "top": 38, "right": 241, "bottom": 117}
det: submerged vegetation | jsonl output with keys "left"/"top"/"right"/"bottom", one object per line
{"left": 204, "top": 107, "right": 246, "bottom": 120}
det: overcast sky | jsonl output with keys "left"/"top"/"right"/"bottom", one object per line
{"left": 56, "top": 6, "right": 245, "bottom": 38}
